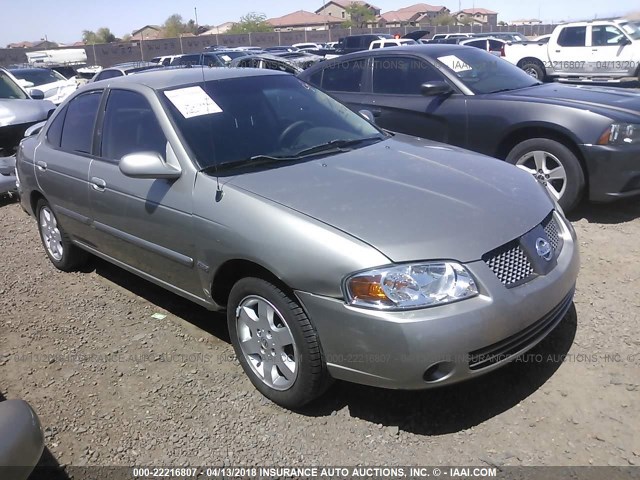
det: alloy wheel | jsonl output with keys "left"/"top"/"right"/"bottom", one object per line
{"left": 40, "top": 206, "right": 64, "bottom": 261}
{"left": 515, "top": 150, "right": 567, "bottom": 200}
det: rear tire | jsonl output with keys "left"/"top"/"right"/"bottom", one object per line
{"left": 36, "top": 199, "right": 88, "bottom": 271}
{"left": 506, "top": 138, "right": 585, "bottom": 212}
{"left": 519, "top": 59, "right": 546, "bottom": 81}
{"left": 227, "top": 277, "right": 331, "bottom": 409}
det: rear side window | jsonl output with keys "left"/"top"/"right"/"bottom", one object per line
{"left": 101, "top": 89, "right": 166, "bottom": 161}
{"left": 372, "top": 57, "right": 443, "bottom": 95}
{"left": 321, "top": 59, "right": 366, "bottom": 92}
{"left": 46, "top": 105, "right": 67, "bottom": 148}
{"left": 557, "top": 26, "right": 586, "bottom": 47}
{"left": 60, "top": 91, "right": 102, "bottom": 154}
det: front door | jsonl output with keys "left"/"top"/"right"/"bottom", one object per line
{"left": 88, "top": 88, "right": 200, "bottom": 295}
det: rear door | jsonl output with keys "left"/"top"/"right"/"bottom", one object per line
{"left": 551, "top": 25, "right": 590, "bottom": 74}
{"left": 367, "top": 55, "right": 467, "bottom": 145}
{"left": 34, "top": 90, "right": 102, "bottom": 243}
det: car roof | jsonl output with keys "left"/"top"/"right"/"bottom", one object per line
{"left": 332, "top": 43, "right": 473, "bottom": 58}
{"left": 96, "top": 67, "right": 287, "bottom": 90}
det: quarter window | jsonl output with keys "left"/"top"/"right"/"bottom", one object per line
{"left": 101, "top": 89, "right": 167, "bottom": 161}
{"left": 60, "top": 91, "right": 102, "bottom": 154}
{"left": 46, "top": 105, "right": 67, "bottom": 148}
{"left": 321, "top": 59, "right": 366, "bottom": 92}
{"left": 372, "top": 57, "right": 443, "bottom": 95}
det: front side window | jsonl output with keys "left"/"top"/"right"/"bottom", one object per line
{"left": 0, "top": 70, "right": 28, "bottom": 99}
{"left": 321, "top": 59, "right": 366, "bottom": 92}
{"left": 592, "top": 26, "right": 626, "bottom": 46}
{"left": 557, "top": 26, "right": 587, "bottom": 47}
{"left": 101, "top": 90, "right": 166, "bottom": 161}
{"left": 60, "top": 91, "right": 102, "bottom": 154}
{"left": 372, "top": 56, "right": 443, "bottom": 95}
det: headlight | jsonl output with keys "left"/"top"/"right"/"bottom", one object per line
{"left": 598, "top": 123, "right": 640, "bottom": 145}
{"left": 345, "top": 262, "right": 478, "bottom": 310}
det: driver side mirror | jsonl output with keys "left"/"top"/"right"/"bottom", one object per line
{"left": 421, "top": 82, "right": 453, "bottom": 96}
{"left": 29, "top": 89, "right": 45, "bottom": 100}
{"left": 358, "top": 109, "right": 376, "bottom": 123}
{"left": 119, "top": 152, "right": 181, "bottom": 179}
{"left": 619, "top": 37, "right": 631, "bottom": 46}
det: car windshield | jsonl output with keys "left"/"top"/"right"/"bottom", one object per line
{"left": 619, "top": 22, "right": 640, "bottom": 40}
{"left": 12, "top": 69, "right": 66, "bottom": 86}
{"left": 0, "top": 71, "right": 28, "bottom": 99}
{"left": 436, "top": 47, "right": 540, "bottom": 94}
{"left": 161, "top": 75, "right": 383, "bottom": 169}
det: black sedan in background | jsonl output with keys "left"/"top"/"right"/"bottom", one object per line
{"left": 299, "top": 45, "right": 640, "bottom": 211}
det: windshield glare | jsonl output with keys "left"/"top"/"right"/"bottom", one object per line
{"left": 437, "top": 48, "right": 540, "bottom": 94}
{"left": 0, "top": 71, "right": 28, "bottom": 99}
{"left": 162, "top": 75, "right": 382, "bottom": 169}
{"left": 619, "top": 22, "right": 640, "bottom": 40}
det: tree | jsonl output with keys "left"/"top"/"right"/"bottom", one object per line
{"left": 458, "top": 16, "right": 473, "bottom": 26}
{"left": 162, "top": 14, "right": 189, "bottom": 38}
{"left": 433, "top": 13, "right": 456, "bottom": 26}
{"left": 342, "top": 3, "right": 375, "bottom": 28}
{"left": 82, "top": 27, "right": 116, "bottom": 44}
{"left": 227, "top": 12, "right": 273, "bottom": 34}
{"left": 498, "top": 21, "right": 508, "bottom": 26}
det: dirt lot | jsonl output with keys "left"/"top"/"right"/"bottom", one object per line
{"left": 1, "top": 195, "right": 639, "bottom": 472}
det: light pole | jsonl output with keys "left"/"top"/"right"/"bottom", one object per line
{"left": 194, "top": 7, "right": 199, "bottom": 31}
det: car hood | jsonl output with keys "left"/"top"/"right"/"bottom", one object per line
{"left": 226, "top": 135, "right": 553, "bottom": 263}
{"left": 495, "top": 83, "right": 640, "bottom": 119}
{"left": 0, "top": 99, "right": 54, "bottom": 127}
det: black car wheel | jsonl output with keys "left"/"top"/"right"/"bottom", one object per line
{"left": 519, "top": 59, "right": 546, "bottom": 81}
{"left": 227, "top": 277, "right": 331, "bottom": 409}
{"left": 506, "top": 138, "right": 585, "bottom": 212}
{"left": 36, "top": 199, "right": 88, "bottom": 271}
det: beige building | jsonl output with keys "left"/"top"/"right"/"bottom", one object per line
{"left": 131, "top": 25, "right": 162, "bottom": 41}
{"left": 200, "top": 22, "right": 235, "bottom": 35}
{"left": 315, "top": 0, "right": 381, "bottom": 21}
{"left": 267, "top": 10, "right": 343, "bottom": 31}
{"left": 379, "top": 3, "right": 449, "bottom": 27}
{"left": 454, "top": 8, "right": 498, "bottom": 26}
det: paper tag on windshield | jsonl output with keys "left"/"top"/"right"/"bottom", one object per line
{"left": 220, "top": 55, "right": 232, "bottom": 63}
{"left": 164, "top": 86, "right": 222, "bottom": 118}
{"left": 437, "top": 55, "right": 472, "bottom": 73}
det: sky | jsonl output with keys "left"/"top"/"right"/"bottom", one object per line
{"left": 0, "top": 0, "right": 638, "bottom": 45}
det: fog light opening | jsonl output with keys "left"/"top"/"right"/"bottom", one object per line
{"left": 423, "top": 361, "right": 455, "bottom": 383}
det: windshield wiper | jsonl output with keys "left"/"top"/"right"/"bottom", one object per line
{"left": 203, "top": 155, "right": 300, "bottom": 173}
{"left": 292, "top": 136, "right": 385, "bottom": 157}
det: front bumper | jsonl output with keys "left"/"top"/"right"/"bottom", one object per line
{"left": 0, "top": 400, "right": 44, "bottom": 476}
{"left": 580, "top": 143, "right": 640, "bottom": 202}
{"left": 296, "top": 215, "right": 580, "bottom": 390}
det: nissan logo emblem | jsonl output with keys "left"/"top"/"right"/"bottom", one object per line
{"left": 535, "top": 238, "right": 553, "bottom": 261}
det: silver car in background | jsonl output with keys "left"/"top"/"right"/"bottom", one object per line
{"left": 0, "top": 400, "right": 44, "bottom": 480}
{"left": 16, "top": 69, "right": 579, "bottom": 408}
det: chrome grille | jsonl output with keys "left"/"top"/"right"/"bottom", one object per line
{"left": 484, "top": 242, "right": 534, "bottom": 287}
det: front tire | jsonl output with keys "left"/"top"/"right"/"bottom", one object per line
{"left": 227, "top": 277, "right": 331, "bottom": 409}
{"left": 36, "top": 199, "right": 88, "bottom": 271}
{"left": 505, "top": 138, "right": 585, "bottom": 212}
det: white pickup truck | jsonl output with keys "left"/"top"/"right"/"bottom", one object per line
{"left": 504, "top": 19, "right": 640, "bottom": 82}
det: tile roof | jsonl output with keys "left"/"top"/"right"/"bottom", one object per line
{"left": 268, "top": 10, "right": 342, "bottom": 27}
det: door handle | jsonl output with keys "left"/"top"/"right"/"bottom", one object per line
{"left": 90, "top": 177, "right": 106, "bottom": 191}
{"left": 36, "top": 160, "right": 47, "bottom": 171}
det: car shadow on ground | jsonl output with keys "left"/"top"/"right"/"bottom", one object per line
{"left": 569, "top": 196, "right": 640, "bottom": 224}
{"left": 0, "top": 392, "right": 70, "bottom": 480}
{"left": 0, "top": 194, "right": 18, "bottom": 208}
{"left": 88, "top": 257, "right": 230, "bottom": 342}
{"left": 88, "top": 257, "right": 577, "bottom": 436}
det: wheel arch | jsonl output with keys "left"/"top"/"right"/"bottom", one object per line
{"left": 29, "top": 190, "right": 46, "bottom": 216}
{"left": 495, "top": 124, "right": 588, "bottom": 179}
{"left": 210, "top": 259, "right": 294, "bottom": 309}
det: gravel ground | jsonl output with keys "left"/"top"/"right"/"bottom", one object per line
{"left": 1, "top": 195, "right": 639, "bottom": 472}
